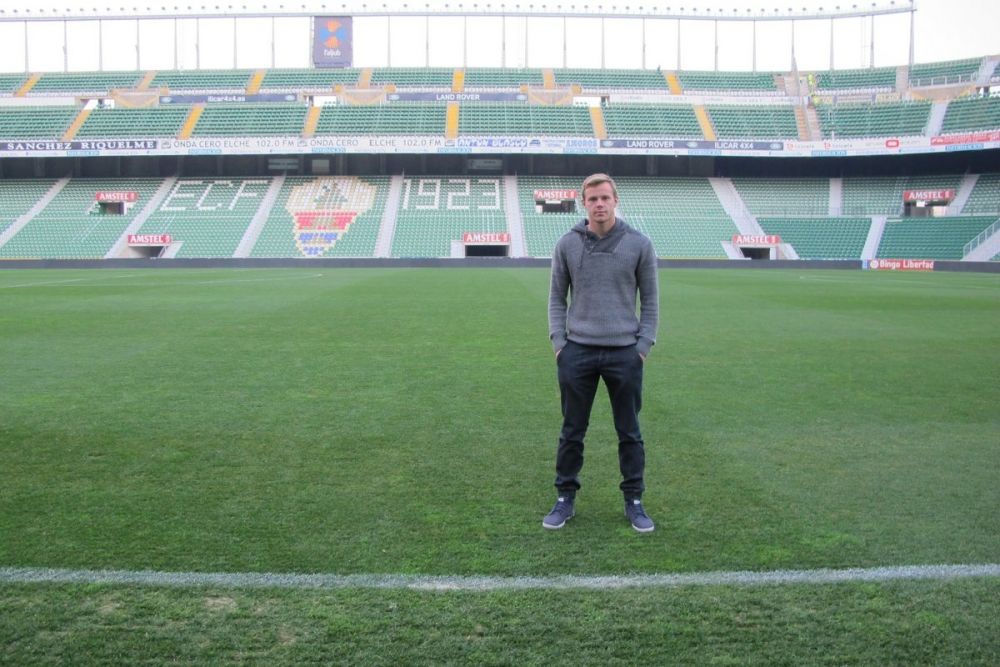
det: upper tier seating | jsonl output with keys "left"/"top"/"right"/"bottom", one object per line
{"left": 261, "top": 68, "right": 362, "bottom": 90}
{"left": 0, "top": 106, "right": 78, "bottom": 139}
{"left": 708, "top": 105, "right": 798, "bottom": 139}
{"left": 30, "top": 71, "right": 144, "bottom": 93}
{"left": 151, "top": 70, "right": 255, "bottom": 91}
{"left": 76, "top": 106, "right": 191, "bottom": 138}
{"left": 0, "top": 73, "right": 28, "bottom": 94}
{"left": 602, "top": 103, "right": 702, "bottom": 138}
{"left": 250, "top": 175, "right": 390, "bottom": 258}
{"left": 315, "top": 103, "right": 446, "bottom": 135}
{"left": 370, "top": 68, "right": 454, "bottom": 87}
{"left": 940, "top": 95, "right": 1000, "bottom": 134}
{"left": 553, "top": 69, "right": 668, "bottom": 90}
{"left": 459, "top": 103, "right": 593, "bottom": 135}
{"left": 813, "top": 67, "right": 896, "bottom": 91}
{"left": 464, "top": 68, "right": 544, "bottom": 88}
{"left": 191, "top": 104, "right": 308, "bottom": 136}
{"left": 677, "top": 71, "right": 778, "bottom": 92}
{"left": 816, "top": 100, "right": 931, "bottom": 138}
{"left": 909, "top": 58, "right": 982, "bottom": 85}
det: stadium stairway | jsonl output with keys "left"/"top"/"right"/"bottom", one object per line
{"left": 105, "top": 177, "right": 177, "bottom": 258}
{"left": 373, "top": 175, "right": 404, "bottom": 258}
{"left": 0, "top": 178, "right": 68, "bottom": 250}
{"left": 503, "top": 174, "right": 527, "bottom": 258}
{"left": 235, "top": 174, "right": 285, "bottom": 257}
{"left": 708, "top": 177, "right": 763, "bottom": 235}
{"left": 976, "top": 58, "right": 999, "bottom": 86}
{"left": 829, "top": 178, "right": 844, "bottom": 216}
{"left": 962, "top": 218, "right": 1000, "bottom": 261}
{"left": 926, "top": 100, "right": 949, "bottom": 136}
{"left": 861, "top": 216, "right": 887, "bottom": 260}
{"left": 951, "top": 174, "right": 979, "bottom": 215}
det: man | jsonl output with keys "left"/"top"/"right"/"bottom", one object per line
{"left": 543, "top": 173, "right": 660, "bottom": 533}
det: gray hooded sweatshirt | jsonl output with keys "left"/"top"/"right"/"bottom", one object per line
{"left": 548, "top": 218, "right": 659, "bottom": 356}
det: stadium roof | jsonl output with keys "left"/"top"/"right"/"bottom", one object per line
{"left": 0, "top": 0, "right": 914, "bottom": 22}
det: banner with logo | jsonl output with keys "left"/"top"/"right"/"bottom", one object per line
{"left": 313, "top": 17, "right": 353, "bottom": 68}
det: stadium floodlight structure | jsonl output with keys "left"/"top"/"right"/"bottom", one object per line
{"left": 0, "top": 0, "right": 916, "bottom": 73}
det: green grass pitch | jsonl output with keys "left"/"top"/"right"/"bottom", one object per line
{"left": 1, "top": 267, "right": 998, "bottom": 663}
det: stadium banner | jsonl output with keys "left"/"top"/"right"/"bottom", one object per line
{"left": 96, "top": 191, "right": 138, "bottom": 202}
{"left": 313, "top": 17, "right": 353, "bottom": 68}
{"left": 3, "top": 133, "right": 1000, "bottom": 159}
{"left": 600, "top": 139, "right": 784, "bottom": 152}
{"left": 931, "top": 130, "right": 1000, "bottom": 145}
{"left": 903, "top": 189, "right": 956, "bottom": 202}
{"left": 462, "top": 232, "right": 510, "bottom": 244}
{"left": 388, "top": 92, "right": 528, "bottom": 102}
{"left": 866, "top": 258, "right": 936, "bottom": 271}
{"left": 733, "top": 234, "right": 781, "bottom": 245}
{"left": 128, "top": 234, "right": 172, "bottom": 246}
{"left": 610, "top": 93, "right": 793, "bottom": 105}
{"left": 534, "top": 189, "right": 577, "bottom": 201}
{"left": 160, "top": 94, "right": 299, "bottom": 104}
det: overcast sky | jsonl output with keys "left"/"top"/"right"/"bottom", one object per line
{"left": 0, "top": 0, "right": 996, "bottom": 73}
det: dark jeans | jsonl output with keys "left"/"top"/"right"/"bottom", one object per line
{"left": 555, "top": 340, "right": 645, "bottom": 500}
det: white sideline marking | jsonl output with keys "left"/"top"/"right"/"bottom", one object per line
{"left": 1, "top": 564, "right": 997, "bottom": 591}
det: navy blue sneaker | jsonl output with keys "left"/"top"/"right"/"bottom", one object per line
{"left": 625, "top": 499, "right": 654, "bottom": 533}
{"left": 542, "top": 496, "right": 575, "bottom": 530}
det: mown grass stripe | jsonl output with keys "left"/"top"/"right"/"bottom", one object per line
{"left": 2, "top": 564, "right": 998, "bottom": 591}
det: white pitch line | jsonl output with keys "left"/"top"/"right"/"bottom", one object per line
{"left": 1, "top": 564, "right": 998, "bottom": 591}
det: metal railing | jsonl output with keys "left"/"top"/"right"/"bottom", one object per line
{"left": 963, "top": 217, "right": 1000, "bottom": 256}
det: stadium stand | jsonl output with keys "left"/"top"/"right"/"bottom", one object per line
{"left": 758, "top": 217, "right": 872, "bottom": 259}
{"left": 909, "top": 58, "right": 983, "bottom": 85}
{"left": 730, "top": 177, "right": 830, "bottom": 216}
{"left": 707, "top": 105, "right": 798, "bottom": 139}
{"left": 0, "top": 73, "right": 28, "bottom": 94}
{"left": 261, "top": 68, "right": 362, "bottom": 90}
{"left": 841, "top": 175, "right": 964, "bottom": 216}
{"left": 816, "top": 100, "right": 932, "bottom": 138}
{"left": 0, "top": 106, "right": 78, "bottom": 139}
{"left": 961, "top": 173, "right": 1000, "bottom": 215}
{"left": 459, "top": 103, "right": 593, "bottom": 136}
{"left": 813, "top": 66, "right": 896, "bottom": 91}
{"left": 464, "top": 68, "right": 544, "bottom": 88}
{"left": 250, "top": 175, "right": 390, "bottom": 258}
{"left": 30, "top": 71, "right": 144, "bottom": 93}
{"left": 0, "top": 178, "right": 163, "bottom": 259}
{"left": 613, "top": 177, "right": 736, "bottom": 258}
{"left": 75, "top": 106, "right": 192, "bottom": 138}
{"left": 553, "top": 68, "right": 668, "bottom": 90}
{"left": 191, "top": 104, "right": 309, "bottom": 136}
{"left": 602, "top": 103, "right": 703, "bottom": 138}
{"left": 676, "top": 71, "right": 778, "bottom": 93}
{"left": 370, "top": 68, "right": 454, "bottom": 87}
{"left": 151, "top": 69, "right": 255, "bottom": 91}
{"left": 391, "top": 176, "right": 508, "bottom": 257}
{"left": 877, "top": 215, "right": 997, "bottom": 259}
{"left": 940, "top": 95, "right": 1000, "bottom": 134}
{"left": 134, "top": 178, "right": 271, "bottom": 257}
{"left": 315, "top": 103, "right": 446, "bottom": 135}
{"left": 0, "top": 179, "right": 57, "bottom": 236}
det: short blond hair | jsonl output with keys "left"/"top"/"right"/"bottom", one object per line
{"left": 581, "top": 173, "right": 618, "bottom": 200}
